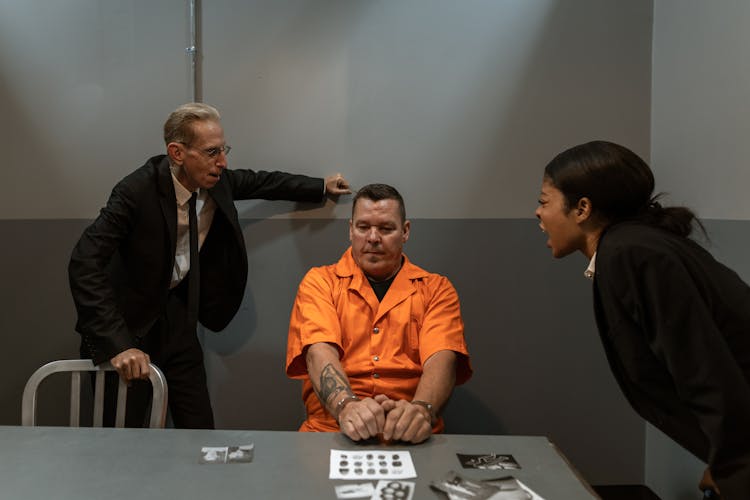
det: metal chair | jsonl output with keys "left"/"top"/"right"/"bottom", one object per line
{"left": 21, "top": 359, "right": 168, "bottom": 428}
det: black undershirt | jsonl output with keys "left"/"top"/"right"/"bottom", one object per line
{"left": 368, "top": 274, "right": 396, "bottom": 301}
{"left": 367, "top": 257, "right": 404, "bottom": 301}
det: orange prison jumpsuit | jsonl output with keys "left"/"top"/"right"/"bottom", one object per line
{"left": 286, "top": 248, "right": 472, "bottom": 432}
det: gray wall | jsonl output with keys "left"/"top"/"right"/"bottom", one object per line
{"left": 0, "top": 0, "right": 682, "bottom": 488}
{"left": 648, "top": 1, "right": 750, "bottom": 498}
{"left": 0, "top": 0, "right": 652, "bottom": 220}
{"left": 651, "top": 0, "right": 750, "bottom": 219}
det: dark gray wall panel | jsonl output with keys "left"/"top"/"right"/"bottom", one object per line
{"left": 0, "top": 220, "right": 83, "bottom": 426}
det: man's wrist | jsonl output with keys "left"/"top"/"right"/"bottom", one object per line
{"left": 334, "top": 394, "right": 359, "bottom": 423}
{"left": 411, "top": 400, "right": 435, "bottom": 424}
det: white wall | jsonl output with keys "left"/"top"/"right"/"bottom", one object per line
{"left": 1, "top": 0, "right": 652, "bottom": 220}
{"left": 205, "top": 0, "right": 653, "bottom": 220}
{"left": 652, "top": 0, "right": 750, "bottom": 220}
{"left": 0, "top": 0, "right": 189, "bottom": 219}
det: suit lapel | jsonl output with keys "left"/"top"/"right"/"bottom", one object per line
{"left": 209, "top": 175, "right": 243, "bottom": 244}
{"left": 156, "top": 157, "right": 177, "bottom": 260}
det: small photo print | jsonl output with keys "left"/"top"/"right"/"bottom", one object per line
{"left": 430, "top": 471, "right": 503, "bottom": 499}
{"left": 373, "top": 480, "right": 415, "bottom": 500}
{"left": 431, "top": 471, "right": 540, "bottom": 500}
{"left": 456, "top": 453, "right": 520, "bottom": 470}
{"left": 200, "top": 446, "right": 227, "bottom": 464}
{"left": 200, "top": 444, "right": 254, "bottom": 464}
{"left": 334, "top": 482, "right": 375, "bottom": 499}
{"left": 485, "top": 477, "right": 544, "bottom": 500}
{"left": 227, "top": 444, "right": 254, "bottom": 463}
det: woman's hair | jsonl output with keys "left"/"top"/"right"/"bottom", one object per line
{"left": 544, "top": 140, "right": 702, "bottom": 237}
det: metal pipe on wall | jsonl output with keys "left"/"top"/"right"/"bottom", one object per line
{"left": 186, "top": 0, "right": 201, "bottom": 102}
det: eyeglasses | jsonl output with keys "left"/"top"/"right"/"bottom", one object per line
{"left": 200, "top": 145, "right": 231, "bottom": 158}
{"left": 182, "top": 143, "right": 232, "bottom": 158}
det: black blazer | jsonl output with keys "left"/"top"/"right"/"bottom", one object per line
{"left": 593, "top": 221, "right": 750, "bottom": 498}
{"left": 69, "top": 155, "right": 324, "bottom": 364}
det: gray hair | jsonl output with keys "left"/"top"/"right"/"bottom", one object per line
{"left": 163, "top": 102, "right": 221, "bottom": 146}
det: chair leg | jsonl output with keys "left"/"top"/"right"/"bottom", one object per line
{"left": 93, "top": 371, "right": 106, "bottom": 427}
{"left": 70, "top": 372, "right": 81, "bottom": 427}
{"left": 115, "top": 378, "right": 128, "bottom": 427}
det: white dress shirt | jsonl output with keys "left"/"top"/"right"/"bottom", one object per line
{"left": 584, "top": 252, "right": 596, "bottom": 280}
{"left": 169, "top": 165, "right": 217, "bottom": 289}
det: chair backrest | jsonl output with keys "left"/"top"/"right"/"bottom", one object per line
{"left": 21, "top": 359, "right": 168, "bottom": 428}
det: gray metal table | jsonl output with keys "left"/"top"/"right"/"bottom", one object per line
{"left": 0, "top": 426, "right": 596, "bottom": 499}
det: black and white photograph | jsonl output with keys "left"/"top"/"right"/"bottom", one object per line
{"left": 199, "top": 444, "right": 254, "bottom": 464}
{"left": 373, "top": 480, "right": 415, "bottom": 500}
{"left": 329, "top": 449, "right": 416, "bottom": 480}
{"left": 227, "top": 445, "right": 254, "bottom": 463}
{"left": 199, "top": 447, "right": 228, "bottom": 465}
{"left": 333, "top": 482, "right": 375, "bottom": 499}
{"left": 457, "top": 454, "right": 520, "bottom": 470}
{"left": 431, "top": 471, "right": 541, "bottom": 500}
{"left": 430, "top": 471, "right": 509, "bottom": 500}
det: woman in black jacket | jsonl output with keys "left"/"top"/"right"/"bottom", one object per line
{"left": 535, "top": 140, "right": 750, "bottom": 499}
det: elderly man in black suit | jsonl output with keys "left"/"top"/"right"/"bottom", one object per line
{"left": 69, "top": 102, "right": 350, "bottom": 428}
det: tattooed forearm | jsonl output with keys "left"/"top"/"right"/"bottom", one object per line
{"left": 317, "top": 363, "right": 353, "bottom": 405}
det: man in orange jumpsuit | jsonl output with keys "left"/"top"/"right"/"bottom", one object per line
{"left": 286, "top": 183, "right": 472, "bottom": 444}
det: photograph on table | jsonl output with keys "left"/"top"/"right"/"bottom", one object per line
{"left": 457, "top": 453, "right": 520, "bottom": 470}
{"left": 199, "top": 444, "right": 254, "bottom": 464}
{"left": 431, "top": 471, "right": 541, "bottom": 500}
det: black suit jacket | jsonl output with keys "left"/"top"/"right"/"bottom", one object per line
{"left": 593, "top": 221, "right": 750, "bottom": 498}
{"left": 69, "top": 155, "right": 324, "bottom": 364}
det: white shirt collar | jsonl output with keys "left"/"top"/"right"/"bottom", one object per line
{"left": 584, "top": 252, "right": 596, "bottom": 280}
{"left": 169, "top": 164, "right": 198, "bottom": 205}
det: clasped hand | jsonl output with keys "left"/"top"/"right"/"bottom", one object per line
{"left": 337, "top": 394, "right": 432, "bottom": 444}
{"left": 110, "top": 348, "right": 151, "bottom": 383}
